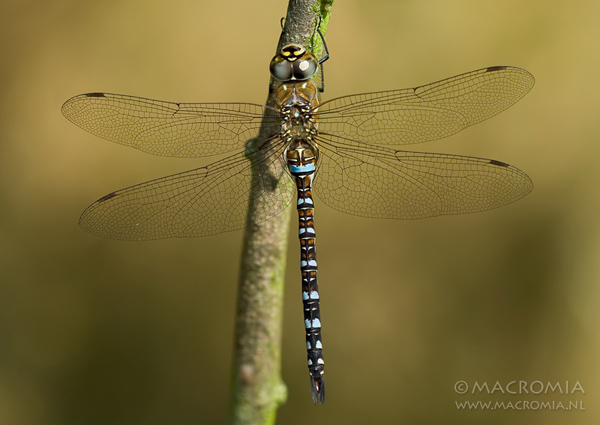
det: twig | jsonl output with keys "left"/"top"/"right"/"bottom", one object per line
{"left": 229, "top": 1, "right": 332, "bottom": 424}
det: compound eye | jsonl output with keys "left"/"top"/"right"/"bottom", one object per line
{"left": 292, "top": 58, "right": 318, "bottom": 80}
{"left": 270, "top": 57, "right": 293, "bottom": 81}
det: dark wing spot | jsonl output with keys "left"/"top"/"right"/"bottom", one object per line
{"left": 98, "top": 192, "right": 118, "bottom": 202}
{"left": 486, "top": 66, "right": 508, "bottom": 73}
{"left": 489, "top": 159, "right": 509, "bottom": 167}
{"left": 85, "top": 92, "right": 106, "bottom": 98}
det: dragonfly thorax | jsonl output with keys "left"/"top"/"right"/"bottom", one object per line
{"left": 281, "top": 104, "right": 315, "bottom": 141}
{"left": 276, "top": 80, "right": 319, "bottom": 143}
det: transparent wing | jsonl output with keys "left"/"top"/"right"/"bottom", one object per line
{"left": 79, "top": 142, "right": 294, "bottom": 240}
{"left": 62, "top": 93, "right": 275, "bottom": 157}
{"left": 313, "top": 133, "right": 532, "bottom": 219}
{"left": 316, "top": 66, "right": 534, "bottom": 146}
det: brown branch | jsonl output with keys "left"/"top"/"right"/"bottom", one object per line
{"left": 229, "top": 1, "right": 333, "bottom": 424}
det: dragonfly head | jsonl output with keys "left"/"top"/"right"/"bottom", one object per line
{"left": 270, "top": 44, "right": 319, "bottom": 82}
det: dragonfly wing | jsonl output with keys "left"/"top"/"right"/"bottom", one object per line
{"left": 316, "top": 66, "right": 534, "bottom": 146}
{"left": 62, "top": 93, "right": 273, "bottom": 157}
{"left": 79, "top": 142, "right": 294, "bottom": 240}
{"left": 313, "top": 133, "right": 532, "bottom": 219}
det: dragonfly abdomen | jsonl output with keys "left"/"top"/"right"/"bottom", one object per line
{"left": 287, "top": 146, "right": 325, "bottom": 404}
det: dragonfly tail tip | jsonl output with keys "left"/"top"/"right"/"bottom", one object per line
{"left": 310, "top": 376, "right": 325, "bottom": 404}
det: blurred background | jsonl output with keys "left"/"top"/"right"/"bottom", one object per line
{"left": 1, "top": 0, "right": 598, "bottom": 424}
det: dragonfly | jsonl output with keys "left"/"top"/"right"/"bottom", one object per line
{"left": 62, "top": 37, "right": 534, "bottom": 404}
